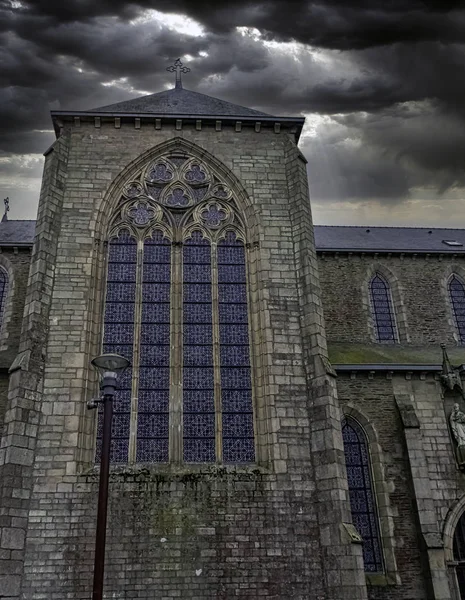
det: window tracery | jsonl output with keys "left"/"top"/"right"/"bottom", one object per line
{"left": 369, "top": 273, "right": 398, "bottom": 343}
{"left": 449, "top": 275, "right": 465, "bottom": 344}
{"left": 342, "top": 416, "right": 384, "bottom": 573}
{"left": 97, "top": 153, "right": 255, "bottom": 464}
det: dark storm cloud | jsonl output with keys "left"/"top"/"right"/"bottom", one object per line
{"left": 0, "top": 0, "right": 464, "bottom": 219}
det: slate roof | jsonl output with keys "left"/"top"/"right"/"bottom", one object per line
{"left": 90, "top": 86, "right": 273, "bottom": 118}
{"left": 1, "top": 221, "right": 464, "bottom": 253}
{"left": 0, "top": 220, "right": 36, "bottom": 246}
{"left": 314, "top": 226, "right": 465, "bottom": 253}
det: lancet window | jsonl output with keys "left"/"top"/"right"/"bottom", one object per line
{"left": 449, "top": 275, "right": 465, "bottom": 344}
{"left": 342, "top": 417, "right": 384, "bottom": 573}
{"left": 96, "top": 154, "right": 255, "bottom": 465}
{"left": 453, "top": 512, "right": 465, "bottom": 598}
{"left": 369, "top": 273, "right": 398, "bottom": 343}
{"left": 0, "top": 268, "right": 8, "bottom": 329}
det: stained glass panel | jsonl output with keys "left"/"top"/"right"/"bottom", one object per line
{"left": 370, "top": 274, "right": 398, "bottom": 343}
{"left": 450, "top": 275, "right": 465, "bottom": 344}
{"left": 98, "top": 232, "right": 137, "bottom": 463}
{"left": 218, "top": 233, "right": 254, "bottom": 463}
{"left": 136, "top": 230, "right": 171, "bottom": 463}
{"left": 183, "top": 232, "right": 215, "bottom": 462}
{"left": 342, "top": 417, "right": 384, "bottom": 572}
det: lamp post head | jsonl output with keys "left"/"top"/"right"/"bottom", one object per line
{"left": 91, "top": 353, "right": 130, "bottom": 397}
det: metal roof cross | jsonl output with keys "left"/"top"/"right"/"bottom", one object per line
{"left": 167, "top": 58, "right": 190, "bottom": 89}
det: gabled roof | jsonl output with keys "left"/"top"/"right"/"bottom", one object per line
{"left": 314, "top": 225, "right": 465, "bottom": 253}
{"left": 90, "top": 86, "right": 273, "bottom": 118}
{"left": 2, "top": 221, "right": 465, "bottom": 253}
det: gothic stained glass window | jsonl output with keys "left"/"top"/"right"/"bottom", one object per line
{"left": 137, "top": 231, "right": 171, "bottom": 462}
{"left": 99, "top": 152, "right": 256, "bottom": 465}
{"left": 183, "top": 232, "right": 216, "bottom": 463}
{"left": 342, "top": 417, "right": 384, "bottom": 573}
{"left": 369, "top": 274, "right": 398, "bottom": 343}
{"left": 453, "top": 512, "right": 465, "bottom": 598}
{"left": 218, "top": 233, "right": 255, "bottom": 463}
{"left": 0, "top": 268, "right": 8, "bottom": 328}
{"left": 450, "top": 275, "right": 465, "bottom": 344}
{"left": 99, "top": 231, "right": 137, "bottom": 463}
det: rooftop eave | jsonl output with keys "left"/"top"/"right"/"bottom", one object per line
{"left": 50, "top": 111, "right": 306, "bottom": 142}
{"left": 318, "top": 247, "right": 465, "bottom": 255}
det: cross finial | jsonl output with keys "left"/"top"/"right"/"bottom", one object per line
{"left": 167, "top": 58, "right": 190, "bottom": 89}
{"left": 2, "top": 197, "right": 9, "bottom": 222}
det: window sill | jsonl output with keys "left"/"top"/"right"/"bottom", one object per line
{"left": 365, "top": 572, "right": 398, "bottom": 586}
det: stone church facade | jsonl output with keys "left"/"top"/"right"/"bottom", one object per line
{"left": 0, "top": 80, "right": 464, "bottom": 599}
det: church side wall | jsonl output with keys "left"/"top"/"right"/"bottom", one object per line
{"left": 17, "top": 123, "right": 365, "bottom": 599}
{"left": 319, "top": 253, "right": 465, "bottom": 347}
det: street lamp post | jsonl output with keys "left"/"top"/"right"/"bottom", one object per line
{"left": 89, "top": 353, "right": 130, "bottom": 600}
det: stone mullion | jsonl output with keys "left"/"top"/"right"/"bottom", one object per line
{"left": 211, "top": 241, "right": 223, "bottom": 463}
{"left": 170, "top": 242, "right": 183, "bottom": 464}
{"left": 128, "top": 238, "right": 144, "bottom": 464}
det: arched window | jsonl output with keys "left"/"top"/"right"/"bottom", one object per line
{"left": 369, "top": 273, "right": 398, "bottom": 343}
{"left": 342, "top": 416, "right": 384, "bottom": 572}
{"left": 0, "top": 267, "right": 8, "bottom": 327}
{"left": 97, "top": 154, "right": 255, "bottom": 465}
{"left": 453, "top": 511, "right": 465, "bottom": 597}
{"left": 449, "top": 275, "right": 465, "bottom": 344}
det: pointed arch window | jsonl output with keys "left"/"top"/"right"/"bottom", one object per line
{"left": 342, "top": 416, "right": 384, "bottom": 573}
{"left": 449, "top": 275, "right": 465, "bottom": 344}
{"left": 369, "top": 273, "right": 398, "bottom": 343}
{"left": 453, "top": 511, "right": 465, "bottom": 597}
{"left": 97, "top": 154, "right": 255, "bottom": 465}
{"left": 0, "top": 267, "right": 8, "bottom": 329}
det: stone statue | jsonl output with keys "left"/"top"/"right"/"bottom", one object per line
{"left": 450, "top": 403, "right": 465, "bottom": 447}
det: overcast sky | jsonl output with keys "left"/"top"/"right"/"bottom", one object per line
{"left": 1, "top": 0, "right": 464, "bottom": 226}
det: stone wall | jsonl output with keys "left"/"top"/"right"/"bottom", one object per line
{"left": 2, "top": 122, "right": 366, "bottom": 599}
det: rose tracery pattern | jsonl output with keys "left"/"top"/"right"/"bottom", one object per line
{"left": 149, "top": 162, "right": 173, "bottom": 183}
{"left": 200, "top": 204, "right": 227, "bottom": 228}
{"left": 165, "top": 187, "right": 190, "bottom": 208}
{"left": 129, "top": 202, "right": 155, "bottom": 226}
{"left": 185, "top": 164, "right": 207, "bottom": 183}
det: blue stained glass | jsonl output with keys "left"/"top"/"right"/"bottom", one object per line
{"left": 219, "top": 284, "right": 247, "bottom": 303}
{"left": 220, "top": 345, "right": 249, "bottom": 367}
{"left": 222, "top": 390, "right": 252, "bottom": 413}
{"left": 140, "top": 324, "right": 170, "bottom": 344}
{"left": 108, "top": 243, "right": 137, "bottom": 262}
{"left": 219, "top": 303, "right": 248, "bottom": 323}
{"left": 142, "top": 283, "right": 170, "bottom": 302}
{"left": 450, "top": 275, "right": 465, "bottom": 343}
{"left": 185, "top": 164, "right": 207, "bottom": 183}
{"left": 143, "top": 264, "right": 171, "bottom": 283}
{"left": 183, "top": 413, "right": 215, "bottom": 438}
{"left": 201, "top": 204, "right": 227, "bottom": 228}
{"left": 183, "top": 303, "right": 212, "bottom": 323}
{"left": 139, "top": 344, "right": 170, "bottom": 366}
{"left": 218, "top": 265, "right": 247, "bottom": 284}
{"left": 103, "top": 344, "right": 133, "bottom": 361}
{"left": 222, "top": 413, "right": 254, "bottom": 438}
{"left": 184, "top": 324, "right": 213, "bottom": 345}
{"left": 166, "top": 187, "right": 190, "bottom": 207}
{"left": 107, "top": 263, "right": 137, "bottom": 282}
{"left": 137, "top": 413, "right": 169, "bottom": 437}
{"left": 223, "top": 438, "right": 255, "bottom": 463}
{"left": 136, "top": 439, "right": 169, "bottom": 463}
{"left": 111, "top": 390, "right": 132, "bottom": 412}
{"left": 221, "top": 368, "right": 252, "bottom": 389}
{"left": 138, "top": 390, "right": 169, "bottom": 412}
{"left": 184, "top": 439, "right": 215, "bottom": 463}
{"left": 183, "top": 367, "right": 214, "bottom": 389}
{"left": 183, "top": 390, "right": 215, "bottom": 413}
{"left": 104, "top": 302, "right": 135, "bottom": 323}
{"left": 217, "top": 246, "right": 245, "bottom": 264}
{"left": 104, "top": 324, "right": 134, "bottom": 344}
{"left": 183, "top": 264, "right": 211, "bottom": 283}
{"left": 139, "top": 367, "right": 170, "bottom": 389}
{"left": 149, "top": 163, "right": 173, "bottom": 182}
{"left": 146, "top": 230, "right": 171, "bottom": 245}
{"left": 191, "top": 187, "right": 208, "bottom": 202}
{"left": 129, "top": 203, "right": 155, "bottom": 226}
{"left": 183, "top": 245, "right": 211, "bottom": 264}
{"left": 96, "top": 437, "right": 129, "bottom": 464}
{"left": 184, "top": 345, "right": 213, "bottom": 366}
{"left": 183, "top": 284, "right": 211, "bottom": 302}
{"left": 370, "top": 274, "right": 398, "bottom": 343}
{"left": 342, "top": 417, "right": 384, "bottom": 573}
{"left": 143, "top": 245, "right": 171, "bottom": 263}
{"left": 105, "top": 283, "right": 136, "bottom": 303}
{"left": 142, "top": 302, "right": 170, "bottom": 323}
{"left": 219, "top": 324, "right": 249, "bottom": 345}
